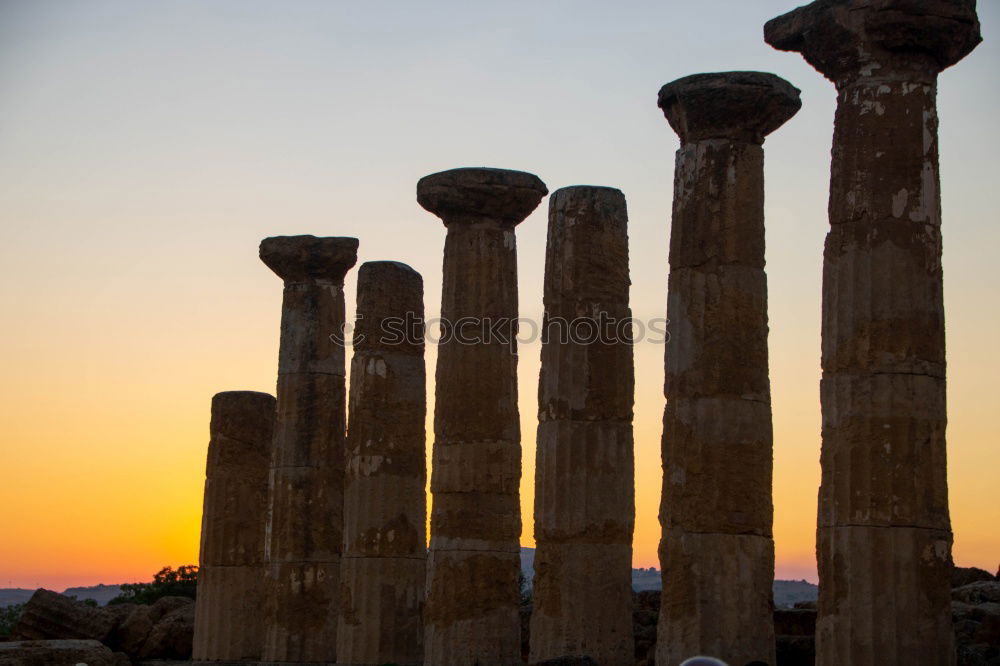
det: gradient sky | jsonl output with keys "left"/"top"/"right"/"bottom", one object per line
{"left": 0, "top": 0, "right": 996, "bottom": 591}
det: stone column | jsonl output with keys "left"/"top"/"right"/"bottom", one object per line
{"left": 259, "top": 235, "right": 359, "bottom": 663}
{"left": 193, "top": 390, "right": 275, "bottom": 662}
{"left": 530, "top": 186, "right": 635, "bottom": 666}
{"left": 765, "top": 3, "right": 981, "bottom": 664}
{"left": 655, "top": 72, "right": 800, "bottom": 666}
{"left": 338, "top": 261, "right": 426, "bottom": 666}
{"left": 417, "top": 167, "right": 547, "bottom": 666}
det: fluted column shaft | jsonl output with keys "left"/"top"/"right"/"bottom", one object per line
{"left": 338, "top": 261, "right": 426, "bottom": 666}
{"left": 193, "top": 390, "right": 275, "bottom": 662}
{"left": 530, "top": 186, "right": 635, "bottom": 666}
{"left": 656, "top": 72, "right": 800, "bottom": 666}
{"left": 259, "top": 235, "right": 359, "bottom": 664}
{"left": 765, "top": 3, "right": 982, "bottom": 663}
{"left": 418, "top": 167, "right": 547, "bottom": 666}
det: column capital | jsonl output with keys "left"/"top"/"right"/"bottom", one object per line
{"left": 657, "top": 72, "right": 801, "bottom": 145}
{"left": 765, "top": 0, "right": 981, "bottom": 85}
{"left": 417, "top": 167, "right": 548, "bottom": 227}
{"left": 259, "top": 235, "right": 359, "bottom": 283}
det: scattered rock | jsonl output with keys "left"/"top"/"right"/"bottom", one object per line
{"left": 0, "top": 639, "right": 129, "bottom": 666}
{"left": 138, "top": 600, "right": 195, "bottom": 660}
{"left": 953, "top": 599, "right": 1000, "bottom": 666}
{"left": 954, "top": 567, "right": 996, "bottom": 589}
{"left": 106, "top": 596, "right": 194, "bottom": 660}
{"left": 10, "top": 589, "right": 115, "bottom": 642}
{"left": 954, "top": 582, "right": 1000, "bottom": 605}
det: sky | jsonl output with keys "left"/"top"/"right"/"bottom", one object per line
{"left": 0, "top": 0, "right": 996, "bottom": 591}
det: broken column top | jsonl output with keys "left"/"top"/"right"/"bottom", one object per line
{"left": 259, "top": 235, "right": 359, "bottom": 283}
{"left": 211, "top": 391, "right": 275, "bottom": 441}
{"left": 355, "top": 260, "right": 424, "bottom": 354}
{"left": 764, "top": 0, "right": 982, "bottom": 84}
{"left": 417, "top": 167, "right": 548, "bottom": 226}
{"left": 658, "top": 71, "right": 801, "bottom": 145}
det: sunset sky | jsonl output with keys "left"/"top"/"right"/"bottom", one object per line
{"left": 0, "top": 0, "right": 996, "bottom": 591}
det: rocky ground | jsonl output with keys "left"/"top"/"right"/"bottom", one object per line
{"left": 2, "top": 588, "right": 193, "bottom": 665}
{"left": 2, "top": 566, "right": 996, "bottom": 665}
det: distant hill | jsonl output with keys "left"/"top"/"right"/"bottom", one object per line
{"left": 1, "top": 584, "right": 122, "bottom": 608}
{"left": 518, "top": 547, "right": 818, "bottom": 607}
{"left": 0, "top": 588, "right": 35, "bottom": 608}
{"left": 773, "top": 579, "right": 819, "bottom": 608}
{"left": 4, "top": 551, "right": 818, "bottom": 609}
{"left": 62, "top": 584, "right": 122, "bottom": 606}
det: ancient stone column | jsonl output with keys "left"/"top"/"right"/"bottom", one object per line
{"left": 259, "top": 235, "right": 359, "bottom": 663}
{"left": 530, "top": 186, "right": 635, "bottom": 665}
{"left": 338, "top": 261, "right": 427, "bottom": 666}
{"left": 764, "top": 3, "right": 981, "bottom": 664}
{"left": 656, "top": 72, "right": 800, "bottom": 666}
{"left": 193, "top": 390, "right": 275, "bottom": 662}
{"left": 417, "top": 167, "right": 547, "bottom": 666}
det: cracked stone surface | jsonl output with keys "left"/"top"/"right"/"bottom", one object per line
{"left": 530, "top": 186, "right": 635, "bottom": 666}
{"left": 192, "top": 390, "right": 275, "bottom": 662}
{"left": 259, "top": 235, "right": 358, "bottom": 663}
{"left": 418, "top": 167, "right": 546, "bottom": 666}
{"left": 765, "top": 2, "right": 981, "bottom": 664}
{"left": 338, "top": 261, "right": 426, "bottom": 666}
{"left": 656, "top": 71, "right": 799, "bottom": 666}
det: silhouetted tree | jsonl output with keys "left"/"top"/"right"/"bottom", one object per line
{"left": 108, "top": 565, "right": 199, "bottom": 605}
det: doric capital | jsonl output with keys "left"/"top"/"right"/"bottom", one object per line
{"left": 417, "top": 167, "right": 548, "bottom": 227}
{"left": 658, "top": 72, "right": 801, "bottom": 145}
{"left": 765, "top": 0, "right": 981, "bottom": 85}
{"left": 259, "top": 235, "right": 359, "bottom": 283}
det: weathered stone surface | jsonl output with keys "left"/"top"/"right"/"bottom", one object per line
{"left": 531, "top": 186, "right": 634, "bottom": 666}
{"left": 766, "top": 3, "right": 981, "bottom": 664}
{"left": 11, "top": 588, "right": 115, "bottom": 642}
{"left": 530, "top": 543, "right": 633, "bottom": 665}
{"left": 815, "top": 525, "right": 954, "bottom": 663}
{"left": 193, "top": 390, "right": 275, "bottom": 662}
{"left": 424, "top": 549, "right": 522, "bottom": 665}
{"left": 657, "top": 529, "right": 776, "bottom": 665}
{"left": 420, "top": 167, "right": 546, "bottom": 666}
{"left": 0, "top": 639, "right": 129, "bottom": 666}
{"left": 259, "top": 234, "right": 358, "bottom": 663}
{"left": 338, "top": 261, "right": 426, "bottom": 666}
{"left": 657, "top": 71, "right": 797, "bottom": 666}
{"left": 338, "top": 557, "right": 425, "bottom": 665}
{"left": 661, "top": 396, "right": 772, "bottom": 536}
{"left": 533, "top": 420, "right": 634, "bottom": 543}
